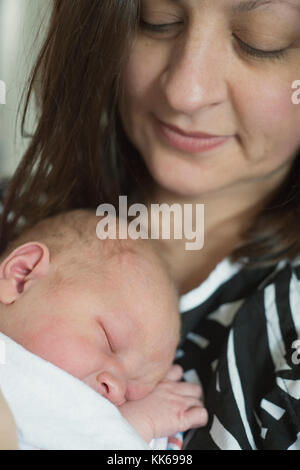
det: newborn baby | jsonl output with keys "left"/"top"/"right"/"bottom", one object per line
{"left": 0, "top": 210, "right": 207, "bottom": 448}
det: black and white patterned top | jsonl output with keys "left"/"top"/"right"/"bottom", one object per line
{"left": 178, "top": 256, "right": 300, "bottom": 450}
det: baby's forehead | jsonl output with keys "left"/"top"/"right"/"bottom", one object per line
{"left": 85, "top": 235, "right": 162, "bottom": 272}
{"left": 58, "top": 234, "right": 161, "bottom": 288}
{"left": 80, "top": 237, "right": 177, "bottom": 303}
{"left": 14, "top": 211, "right": 177, "bottom": 298}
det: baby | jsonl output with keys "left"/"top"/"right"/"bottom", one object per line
{"left": 0, "top": 210, "right": 207, "bottom": 449}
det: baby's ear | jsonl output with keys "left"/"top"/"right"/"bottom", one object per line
{"left": 0, "top": 242, "right": 50, "bottom": 305}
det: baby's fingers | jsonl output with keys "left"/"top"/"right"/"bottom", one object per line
{"left": 183, "top": 406, "right": 208, "bottom": 430}
{"left": 170, "top": 381, "right": 203, "bottom": 399}
{"left": 163, "top": 364, "right": 183, "bottom": 382}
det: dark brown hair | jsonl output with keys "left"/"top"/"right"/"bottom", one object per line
{"left": 0, "top": 0, "right": 300, "bottom": 268}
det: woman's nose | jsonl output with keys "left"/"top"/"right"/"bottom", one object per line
{"left": 96, "top": 371, "right": 127, "bottom": 406}
{"left": 160, "top": 32, "right": 229, "bottom": 115}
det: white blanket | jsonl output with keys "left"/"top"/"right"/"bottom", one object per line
{"left": 0, "top": 332, "right": 153, "bottom": 450}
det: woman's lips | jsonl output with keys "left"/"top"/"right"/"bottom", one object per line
{"left": 156, "top": 120, "right": 233, "bottom": 154}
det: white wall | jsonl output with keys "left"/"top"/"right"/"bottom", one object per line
{"left": 0, "top": 0, "right": 51, "bottom": 178}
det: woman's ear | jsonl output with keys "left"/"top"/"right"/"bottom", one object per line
{"left": 0, "top": 242, "right": 50, "bottom": 305}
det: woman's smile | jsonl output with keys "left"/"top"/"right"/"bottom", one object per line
{"left": 154, "top": 117, "right": 234, "bottom": 154}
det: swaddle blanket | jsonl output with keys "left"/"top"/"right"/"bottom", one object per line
{"left": 0, "top": 332, "right": 154, "bottom": 450}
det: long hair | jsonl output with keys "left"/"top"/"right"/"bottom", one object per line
{"left": 0, "top": 0, "right": 149, "bottom": 248}
{"left": 0, "top": 0, "right": 300, "bottom": 268}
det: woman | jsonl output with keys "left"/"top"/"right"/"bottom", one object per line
{"left": 0, "top": 0, "right": 299, "bottom": 449}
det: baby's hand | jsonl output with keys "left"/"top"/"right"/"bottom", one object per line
{"left": 119, "top": 365, "right": 208, "bottom": 443}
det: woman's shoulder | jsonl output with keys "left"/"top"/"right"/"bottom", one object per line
{"left": 179, "top": 255, "right": 300, "bottom": 347}
{"left": 230, "top": 257, "right": 300, "bottom": 338}
{"left": 179, "top": 255, "right": 300, "bottom": 314}
{"left": 258, "top": 257, "right": 300, "bottom": 312}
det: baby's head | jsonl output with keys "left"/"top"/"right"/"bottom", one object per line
{"left": 0, "top": 210, "right": 180, "bottom": 405}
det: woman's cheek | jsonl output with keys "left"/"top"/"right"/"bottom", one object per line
{"left": 123, "top": 45, "right": 150, "bottom": 98}
{"left": 123, "top": 40, "right": 167, "bottom": 102}
{"left": 262, "top": 84, "right": 300, "bottom": 161}
{"left": 237, "top": 75, "right": 300, "bottom": 164}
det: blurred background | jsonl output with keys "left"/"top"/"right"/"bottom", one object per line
{"left": 0, "top": 0, "right": 50, "bottom": 179}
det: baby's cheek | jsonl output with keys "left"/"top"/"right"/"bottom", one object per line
{"left": 20, "top": 321, "right": 98, "bottom": 379}
{"left": 126, "top": 382, "right": 155, "bottom": 402}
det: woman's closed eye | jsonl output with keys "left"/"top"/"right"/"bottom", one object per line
{"left": 139, "top": 20, "right": 290, "bottom": 62}
{"left": 139, "top": 19, "right": 182, "bottom": 34}
{"left": 233, "top": 34, "right": 289, "bottom": 61}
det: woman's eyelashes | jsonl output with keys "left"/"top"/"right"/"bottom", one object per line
{"left": 139, "top": 19, "right": 182, "bottom": 35}
{"left": 233, "top": 34, "right": 288, "bottom": 61}
{"left": 139, "top": 20, "right": 289, "bottom": 62}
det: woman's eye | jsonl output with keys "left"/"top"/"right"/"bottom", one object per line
{"left": 234, "top": 35, "right": 288, "bottom": 61}
{"left": 139, "top": 19, "right": 288, "bottom": 62}
{"left": 139, "top": 19, "right": 182, "bottom": 34}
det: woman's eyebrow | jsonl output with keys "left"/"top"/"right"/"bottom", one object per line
{"left": 231, "top": 0, "right": 300, "bottom": 13}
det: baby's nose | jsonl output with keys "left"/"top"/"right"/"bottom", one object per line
{"left": 96, "top": 371, "right": 127, "bottom": 406}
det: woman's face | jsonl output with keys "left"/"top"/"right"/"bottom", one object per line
{"left": 119, "top": 0, "right": 300, "bottom": 198}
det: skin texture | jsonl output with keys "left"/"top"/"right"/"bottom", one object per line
{"left": 0, "top": 229, "right": 207, "bottom": 443}
{"left": 120, "top": 0, "right": 300, "bottom": 201}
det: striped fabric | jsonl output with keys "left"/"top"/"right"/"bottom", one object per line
{"left": 177, "top": 257, "right": 300, "bottom": 450}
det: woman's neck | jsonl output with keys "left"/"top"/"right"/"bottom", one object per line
{"left": 145, "top": 165, "right": 291, "bottom": 295}
{"left": 150, "top": 215, "right": 244, "bottom": 296}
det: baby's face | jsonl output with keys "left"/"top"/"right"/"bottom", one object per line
{"left": 8, "top": 245, "right": 179, "bottom": 406}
